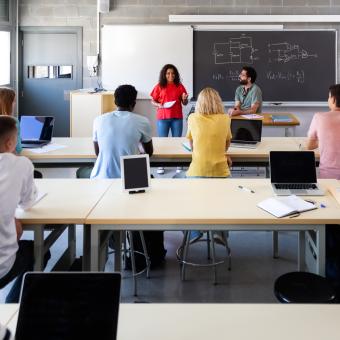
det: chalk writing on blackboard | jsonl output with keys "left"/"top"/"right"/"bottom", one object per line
{"left": 213, "top": 35, "right": 259, "bottom": 65}
{"left": 268, "top": 43, "right": 318, "bottom": 63}
{"left": 266, "top": 70, "right": 305, "bottom": 83}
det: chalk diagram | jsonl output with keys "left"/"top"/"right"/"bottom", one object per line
{"left": 213, "top": 35, "right": 258, "bottom": 64}
{"left": 268, "top": 42, "right": 318, "bottom": 63}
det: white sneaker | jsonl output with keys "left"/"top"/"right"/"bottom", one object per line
{"left": 176, "top": 166, "right": 182, "bottom": 173}
{"left": 157, "top": 167, "right": 165, "bottom": 175}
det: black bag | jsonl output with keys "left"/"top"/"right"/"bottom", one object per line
{"left": 326, "top": 225, "right": 340, "bottom": 297}
{"left": 126, "top": 231, "right": 167, "bottom": 271}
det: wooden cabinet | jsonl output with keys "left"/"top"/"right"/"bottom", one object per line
{"left": 70, "top": 91, "right": 116, "bottom": 137}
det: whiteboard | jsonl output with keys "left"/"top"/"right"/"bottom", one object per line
{"left": 101, "top": 25, "right": 193, "bottom": 99}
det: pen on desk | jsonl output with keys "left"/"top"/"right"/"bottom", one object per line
{"left": 238, "top": 185, "right": 255, "bottom": 193}
{"left": 320, "top": 203, "right": 326, "bottom": 208}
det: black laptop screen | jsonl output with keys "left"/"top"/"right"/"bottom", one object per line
{"left": 16, "top": 273, "right": 121, "bottom": 340}
{"left": 270, "top": 151, "right": 317, "bottom": 183}
{"left": 20, "top": 116, "right": 54, "bottom": 141}
{"left": 231, "top": 119, "right": 262, "bottom": 143}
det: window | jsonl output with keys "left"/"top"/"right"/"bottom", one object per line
{"left": 0, "top": 30, "right": 10, "bottom": 85}
{"left": 0, "top": 0, "right": 16, "bottom": 87}
{"left": 0, "top": 0, "right": 9, "bottom": 22}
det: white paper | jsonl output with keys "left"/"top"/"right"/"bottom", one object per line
{"left": 34, "top": 191, "right": 47, "bottom": 206}
{"left": 240, "top": 114, "right": 263, "bottom": 119}
{"left": 27, "top": 143, "right": 67, "bottom": 154}
{"left": 163, "top": 100, "right": 176, "bottom": 109}
{"left": 257, "top": 195, "right": 316, "bottom": 218}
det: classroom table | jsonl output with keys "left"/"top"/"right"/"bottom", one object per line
{"left": 235, "top": 112, "right": 300, "bottom": 137}
{"left": 85, "top": 178, "right": 340, "bottom": 274}
{"left": 16, "top": 179, "right": 112, "bottom": 271}
{"left": 21, "top": 136, "right": 315, "bottom": 171}
{"left": 3, "top": 303, "right": 340, "bottom": 340}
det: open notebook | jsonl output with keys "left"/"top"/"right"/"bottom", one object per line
{"left": 257, "top": 195, "right": 317, "bottom": 218}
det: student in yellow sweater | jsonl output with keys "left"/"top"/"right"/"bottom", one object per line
{"left": 186, "top": 87, "right": 232, "bottom": 178}
{"left": 186, "top": 87, "right": 232, "bottom": 243}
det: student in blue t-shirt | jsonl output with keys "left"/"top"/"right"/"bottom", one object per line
{"left": 90, "top": 85, "right": 153, "bottom": 179}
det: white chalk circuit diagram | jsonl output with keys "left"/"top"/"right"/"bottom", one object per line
{"left": 213, "top": 35, "right": 258, "bottom": 65}
{"left": 268, "top": 42, "right": 318, "bottom": 63}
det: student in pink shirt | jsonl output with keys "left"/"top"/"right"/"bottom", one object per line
{"left": 307, "top": 84, "right": 340, "bottom": 179}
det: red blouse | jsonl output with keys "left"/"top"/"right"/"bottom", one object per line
{"left": 150, "top": 83, "right": 187, "bottom": 120}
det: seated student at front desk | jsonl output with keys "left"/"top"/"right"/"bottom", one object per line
{"left": 90, "top": 84, "right": 153, "bottom": 179}
{"left": 227, "top": 66, "right": 262, "bottom": 117}
{"left": 0, "top": 116, "right": 50, "bottom": 303}
{"left": 307, "top": 84, "right": 340, "bottom": 179}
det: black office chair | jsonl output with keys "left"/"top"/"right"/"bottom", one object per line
{"left": 274, "top": 271, "right": 337, "bottom": 303}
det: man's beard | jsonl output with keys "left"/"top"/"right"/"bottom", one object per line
{"left": 239, "top": 79, "right": 248, "bottom": 85}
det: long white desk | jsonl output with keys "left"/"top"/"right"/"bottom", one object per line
{"left": 21, "top": 137, "right": 316, "bottom": 169}
{"left": 86, "top": 178, "right": 340, "bottom": 274}
{"left": 3, "top": 303, "right": 340, "bottom": 340}
{"left": 16, "top": 179, "right": 112, "bottom": 270}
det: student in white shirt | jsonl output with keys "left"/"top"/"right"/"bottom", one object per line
{"left": 0, "top": 116, "right": 49, "bottom": 303}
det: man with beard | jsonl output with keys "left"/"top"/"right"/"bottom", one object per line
{"left": 227, "top": 66, "right": 262, "bottom": 117}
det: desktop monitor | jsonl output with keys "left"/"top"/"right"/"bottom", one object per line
{"left": 120, "top": 154, "right": 150, "bottom": 193}
{"left": 16, "top": 272, "right": 121, "bottom": 340}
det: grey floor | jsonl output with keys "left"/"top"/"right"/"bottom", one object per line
{"left": 0, "top": 166, "right": 298, "bottom": 303}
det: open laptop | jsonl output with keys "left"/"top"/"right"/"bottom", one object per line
{"left": 270, "top": 151, "right": 324, "bottom": 196}
{"left": 20, "top": 116, "right": 54, "bottom": 148}
{"left": 230, "top": 119, "right": 262, "bottom": 148}
{"left": 16, "top": 272, "right": 121, "bottom": 340}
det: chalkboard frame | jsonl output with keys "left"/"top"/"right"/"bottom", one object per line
{"left": 193, "top": 28, "right": 337, "bottom": 106}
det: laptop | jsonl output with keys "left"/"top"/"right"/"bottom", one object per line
{"left": 20, "top": 116, "right": 54, "bottom": 148}
{"left": 16, "top": 272, "right": 121, "bottom": 340}
{"left": 270, "top": 151, "right": 324, "bottom": 196}
{"left": 230, "top": 119, "right": 262, "bottom": 148}
{"left": 120, "top": 154, "right": 151, "bottom": 193}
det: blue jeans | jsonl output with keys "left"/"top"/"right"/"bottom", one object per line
{"left": 157, "top": 119, "right": 183, "bottom": 137}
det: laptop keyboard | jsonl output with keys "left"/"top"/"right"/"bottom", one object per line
{"left": 275, "top": 183, "right": 317, "bottom": 190}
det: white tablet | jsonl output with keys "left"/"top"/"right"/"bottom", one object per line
{"left": 120, "top": 154, "right": 151, "bottom": 193}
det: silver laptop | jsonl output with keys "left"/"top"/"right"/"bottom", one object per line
{"left": 270, "top": 151, "right": 324, "bottom": 196}
{"left": 20, "top": 116, "right": 54, "bottom": 148}
{"left": 230, "top": 119, "right": 262, "bottom": 149}
{"left": 16, "top": 272, "right": 121, "bottom": 340}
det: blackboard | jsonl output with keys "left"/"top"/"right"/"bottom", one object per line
{"left": 193, "top": 30, "right": 336, "bottom": 103}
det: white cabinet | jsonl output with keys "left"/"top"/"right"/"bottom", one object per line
{"left": 70, "top": 91, "right": 115, "bottom": 137}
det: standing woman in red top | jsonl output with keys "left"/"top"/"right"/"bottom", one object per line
{"left": 150, "top": 64, "right": 188, "bottom": 174}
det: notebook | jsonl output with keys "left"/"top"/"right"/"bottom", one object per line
{"left": 20, "top": 116, "right": 54, "bottom": 148}
{"left": 257, "top": 195, "right": 317, "bottom": 218}
{"left": 16, "top": 272, "right": 121, "bottom": 340}
{"left": 271, "top": 114, "right": 293, "bottom": 123}
{"left": 270, "top": 151, "right": 324, "bottom": 196}
{"left": 230, "top": 119, "right": 262, "bottom": 148}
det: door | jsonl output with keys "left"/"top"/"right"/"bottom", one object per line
{"left": 19, "top": 28, "right": 82, "bottom": 137}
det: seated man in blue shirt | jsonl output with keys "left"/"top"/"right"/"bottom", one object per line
{"left": 90, "top": 85, "right": 153, "bottom": 179}
{"left": 228, "top": 66, "right": 262, "bottom": 117}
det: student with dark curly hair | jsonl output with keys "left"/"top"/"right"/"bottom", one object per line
{"left": 150, "top": 64, "right": 188, "bottom": 174}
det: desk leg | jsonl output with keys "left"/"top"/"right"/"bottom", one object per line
{"left": 272, "top": 231, "right": 279, "bottom": 259}
{"left": 83, "top": 224, "right": 91, "bottom": 271}
{"left": 68, "top": 225, "right": 76, "bottom": 265}
{"left": 316, "top": 226, "right": 326, "bottom": 276}
{"left": 90, "top": 227, "right": 99, "bottom": 271}
{"left": 114, "top": 231, "right": 122, "bottom": 272}
{"left": 33, "top": 225, "right": 44, "bottom": 271}
{"left": 298, "top": 231, "right": 306, "bottom": 272}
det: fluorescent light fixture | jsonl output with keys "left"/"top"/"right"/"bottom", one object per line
{"left": 193, "top": 25, "right": 283, "bottom": 31}
{"left": 169, "top": 15, "right": 340, "bottom": 23}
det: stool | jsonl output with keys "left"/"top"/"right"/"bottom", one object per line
{"left": 122, "top": 231, "right": 151, "bottom": 296}
{"left": 176, "top": 230, "right": 231, "bottom": 285}
{"left": 274, "top": 272, "right": 337, "bottom": 303}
